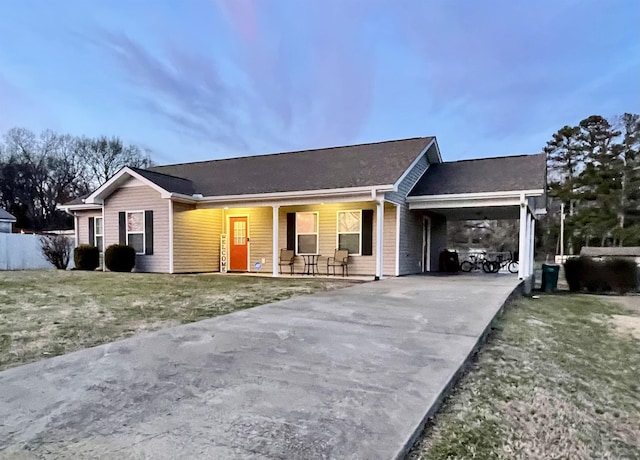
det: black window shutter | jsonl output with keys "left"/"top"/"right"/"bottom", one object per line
{"left": 88, "top": 217, "right": 95, "bottom": 245}
{"left": 362, "top": 209, "right": 373, "bottom": 256}
{"left": 286, "top": 213, "right": 296, "bottom": 251}
{"left": 119, "top": 212, "right": 126, "bottom": 245}
{"left": 145, "top": 210, "right": 154, "bottom": 255}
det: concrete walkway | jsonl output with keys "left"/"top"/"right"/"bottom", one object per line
{"left": 0, "top": 274, "right": 521, "bottom": 459}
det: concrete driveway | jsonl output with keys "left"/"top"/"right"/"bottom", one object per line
{"left": 0, "top": 274, "right": 521, "bottom": 459}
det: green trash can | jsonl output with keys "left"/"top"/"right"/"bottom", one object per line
{"left": 541, "top": 264, "right": 560, "bottom": 292}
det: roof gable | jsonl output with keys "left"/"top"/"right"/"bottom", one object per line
{"left": 409, "top": 153, "right": 546, "bottom": 197}
{"left": 151, "top": 137, "right": 435, "bottom": 197}
{"left": 83, "top": 167, "right": 195, "bottom": 204}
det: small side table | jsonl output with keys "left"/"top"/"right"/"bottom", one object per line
{"left": 301, "top": 254, "right": 321, "bottom": 275}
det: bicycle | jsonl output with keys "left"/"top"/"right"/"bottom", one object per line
{"left": 460, "top": 252, "right": 497, "bottom": 273}
{"left": 484, "top": 252, "right": 518, "bottom": 274}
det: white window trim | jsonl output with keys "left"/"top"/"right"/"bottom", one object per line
{"left": 336, "top": 209, "right": 362, "bottom": 256}
{"left": 126, "top": 210, "right": 145, "bottom": 255}
{"left": 295, "top": 211, "right": 319, "bottom": 255}
{"left": 94, "top": 216, "right": 104, "bottom": 252}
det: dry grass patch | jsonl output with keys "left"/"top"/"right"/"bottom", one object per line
{"left": 0, "top": 270, "right": 359, "bottom": 371}
{"left": 410, "top": 293, "right": 640, "bottom": 460}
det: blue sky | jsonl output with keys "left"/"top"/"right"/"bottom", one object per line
{"left": 1, "top": 0, "right": 638, "bottom": 165}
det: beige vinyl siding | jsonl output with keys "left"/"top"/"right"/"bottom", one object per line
{"left": 104, "top": 185, "right": 169, "bottom": 273}
{"left": 278, "top": 201, "right": 396, "bottom": 276}
{"left": 383, "top": 202, "right": 397, "bottom": 276}
{"left": 76, "top": 210, "right": 102, "bottom": 246}
{"left": 172, "top": 203, "right": 222, "bottom": 273}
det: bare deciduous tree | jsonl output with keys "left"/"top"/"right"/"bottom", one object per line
{"left": 40, "top": 234, "right": 73, "bottom": 270}
{"left": 0, "top": 128, "right": 152, "bottom": 231}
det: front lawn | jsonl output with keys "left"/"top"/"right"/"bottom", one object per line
{"left": 0, "top": 270, "right": 358, "bottom": 371}
{"left": 410, "top": 293, "right": 640, "bottom": 459}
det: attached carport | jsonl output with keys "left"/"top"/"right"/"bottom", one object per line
{"left": 407, "top": 154, "right": 547, "bottom": 282}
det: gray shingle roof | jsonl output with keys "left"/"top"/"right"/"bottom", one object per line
{"left": 150, "top": 137, "right": 434, "bottom": 197}
{"left": 580, "top": 247, "right": 640, "bottom": 257}
{"left": 409, "top": 153, "right": 546, "bottom": 196}
{"left": 130, "top": 168, "right": 195, "bottom": 195}
{"left": 0, "top": 208, "right": 16, "bottom": 221}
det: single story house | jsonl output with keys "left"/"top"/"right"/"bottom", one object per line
{"left": 59, "top": 137, "right": 546, "bottom": 280}
{"left": 0, "top": 208, "right": 16, "bottom": 233}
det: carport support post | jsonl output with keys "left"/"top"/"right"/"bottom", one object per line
{"left": 529, "top": 216, "right": 536, "bottom": 277}
{"left": 375, "top": 198, "right": 384, "bottom": 280}
{"left": 272, "top": 205, "right": 279, "bottom": 277}
{"left": 518, "top": 195, "right": 527, "bottom": 280}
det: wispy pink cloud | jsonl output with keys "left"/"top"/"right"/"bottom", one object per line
{"left": 216, "top": 0, "right": 377, "bottom": 149}
{"left": 217, "top": 0, "right": 259, "bottom": 45}
{"left": 95, "top": 30, "right": 248, "bottom": 150}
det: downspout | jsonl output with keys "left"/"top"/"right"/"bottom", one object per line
{"left": 101, "top": 201, "right": 106, "bottom": 271}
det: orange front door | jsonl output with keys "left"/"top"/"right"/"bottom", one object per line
{"left": 229, "top": 216, "right": 248, "bottom": 271}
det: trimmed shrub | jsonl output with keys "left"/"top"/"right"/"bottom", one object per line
{"left": 582, "top": 258, "right": 610, "bottom": 293}
{"left": 605, "top": 258, "right": 638, "bottom": 295}
{"left": 564, "top": 256, "right": 638, "bottom": 294}
{"left": 73, "top": 245, "right": 100, "bottom": 271}
{"left": 564, "top": 257, "right": 583, "bottom": 292}
{"left": 105, "top": 244, "right": 136, "bottom": 272}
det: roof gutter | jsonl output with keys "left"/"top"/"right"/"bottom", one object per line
{"left": 168, "top": 184, "right": 396, "bottom": 204}
{"left": 57, "top": 202, "right": 103, "bottom": 212}
{"left": 406, "top": 189, "right": 545, "bottom": 203}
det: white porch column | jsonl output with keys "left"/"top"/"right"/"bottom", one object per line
{"left": 518, "top": 196, "right": 527, "bottom": 280}
{"left": 272, "top": 205, "right": 279, "bottom": 277}
{"left": 529, "top": 215, "right": 536, "bottom": 277}
{"left": 525, "top": 212, "right": 532, "bottom": 277}
{"left": 375, "top": 199, "right": 384, "bottom": 280}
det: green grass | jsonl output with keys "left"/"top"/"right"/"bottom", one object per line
{"left": 0, "top": 270, "right": 358, "bottom": 371}
{"left": 410, "top": 293, "right": 640, "bottom": 459}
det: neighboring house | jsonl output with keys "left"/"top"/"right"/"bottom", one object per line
{"left": 0, "top": 208, "right": 16, "bottom": 233}
{"left": 580, "top": 247, "right": 640, "bottom": 266}
{"left": 59, "top": 137, "right": 546, "bottom": 280}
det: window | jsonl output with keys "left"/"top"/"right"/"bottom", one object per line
{"left": 126, "top": 211, "right": 145, "bottom": 254}
{"left": 295, "top": 212, "right": 318, "bottom": 254}
{"left": 337, "top": 210, "right": 362, "bottom": 255}
{"left": 233, "top": 219, "right": 246, "bottom": 245}
{"left": 94, "top": 217, "right": 104, "bottom": 252}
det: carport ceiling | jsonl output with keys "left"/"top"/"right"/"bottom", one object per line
{"left": 429, "top": 206, "right": 520, "bottom": 221}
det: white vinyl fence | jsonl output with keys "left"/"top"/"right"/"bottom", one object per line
{"left": 0, "top": 233, "right": 74, "bottom": 270}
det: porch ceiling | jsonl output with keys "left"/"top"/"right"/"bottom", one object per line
{"left": 407, "top": 190, "right": 542, "bottom": 221}
{"left": 421, "top": 206, "right": 520, "bottom": 221}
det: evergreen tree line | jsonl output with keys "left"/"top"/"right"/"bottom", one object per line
{"left": 0, "top": 127, "right": 152, "bottom": 231}
{"left": 544, "top": 113, "right": 640, "bottom": 253}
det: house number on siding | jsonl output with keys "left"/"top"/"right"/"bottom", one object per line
{"left": 220, "top": 234, "right": 228, "bottom": 273}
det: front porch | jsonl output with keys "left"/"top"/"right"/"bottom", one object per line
{"left": 173, "top": 200, "right": 399, "bottom": 278}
